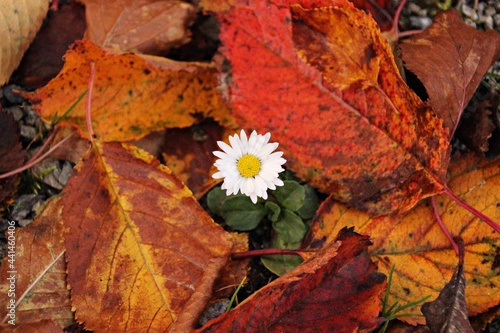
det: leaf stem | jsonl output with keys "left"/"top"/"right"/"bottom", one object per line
{"left": 231, "top": 249, "right": 305, "bottom": 260}
{"left": 86, "top": 62, "right": 96, "bottom": 140}
{"left": 431, "top": 196, "right": 459, "bottom": 255}
{"left": 443, "top": 187, "right": 500, "bottom": 234}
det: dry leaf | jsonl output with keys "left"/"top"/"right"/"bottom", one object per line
{"left": 421, "top": 238, "right": 474, "bottom": 333}
{"left": 0, "top": 112, "right": 26, "bottom": 212}
{"left": 400, "top": 10, "right": 500, "bottom": 137}
{"left": 304, "top": 153, "right": 500, "bottom": 325}
{"left": 62, "top": 141, "right": 233, "bottom": 332}
{"left": 21, "top": 40, "right": 234, "bottom": 141}
{"left": 217, "top": 0, "right": 450, "bottom": 215}
{"left": 0, "top": 320, "right": 64, "bottom": 333}
{"left": 197, "top": 228, "right": 386, "bottom": 333}
{"left": 0, "top": 197, "right": 72, "bottom": 329}
{"left": 79, "top": 0, "right": 195, "bottom": 54}
{"left": 0, "top": 0, "right": 49, "bottom": 84}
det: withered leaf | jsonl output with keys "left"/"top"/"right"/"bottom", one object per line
{"left": 22, "top": 40, "right": 234, "bottom": 142}
{"left": 421, "top": 237, "right": 474, "bottom": 333}
{"left": 0, "top": 197, "right": 72, "bottom": 329}
{"left": 80, "top": 0, "right": 196, "bottom": 55}
{"left": 217, "top": 0, "right": 450, "bottom": 215}
{"left": 196, "top": 228, "right": 386, "bottom": 333}
{"left": 62, "top": 141, "right": 233, "bottom": 332}
{"left": 400, "top": 10, "right": 500, "bottom": 137}
{"left": 0, "top": 111, "right": 26, "bottom": 212}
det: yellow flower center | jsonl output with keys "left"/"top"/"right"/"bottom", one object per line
{"left": 237, "top": 154, "right": 261, "bottom": 178}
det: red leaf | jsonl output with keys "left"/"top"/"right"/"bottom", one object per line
{"left": 196, "top": 228, "right": 386, "bottom": 333}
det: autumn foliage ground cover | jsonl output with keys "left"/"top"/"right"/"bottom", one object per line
{"left": 0, "top": 0, "right": 500, "bottom": 332}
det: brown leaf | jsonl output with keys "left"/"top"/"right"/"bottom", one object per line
{"left": 11, "top": 2, "right": 86, "bottom": 90}
{"left": 421, "top": 238, "right": 474, "bottom": 333}
{"left": 217, "top": 0, "right": 450, "bottom": 215}
{"left": 0, "top": 0, "right": 49, "bottom": 84}
{"left": 0, "top": 197, "right": 72, "bottom": 329}
{"left": 196, "top": 228, "right": 386, "bottom": 333}
{"left": 400, "top": 10, "right": 500, "bottom": 137}
{"left": 161, "top": 120, "right": 227, "bottom": 198}
{"left": 62, "top": 141, "right": 233, "bottom": 332}
{"left": 0, "top": 112, "right": 26, "bottom": 212}
{"left": 0, "top": 320, "right": 65, "bottom": 333}
{"left": 79, "top": 0, "right": 196, "bottom": 55}
{"left": 21, "top": 40, "right": 234, "bottom": 142}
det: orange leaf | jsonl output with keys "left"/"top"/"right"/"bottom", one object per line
{"left": 304, "top": 154, "right": 500, "bottom": 324}
{"left": 81, "top": 0, "right": 196, "bottom": 54}
{"left": 22, "top": 40, "right": 233, "bottom": 141}
{"left": 196, "top": 228, "right": 385, "bottom": 333}
{"left": 400, "top": 10, "right": 500, "bottom": 137}
{"left": 0, "top": 197, "right": 72, "bottom": 329}
{"left": 61, "top": 141, "right": 233, "bottom": 331}
{"left": 217, "top": 0, "right": 450, "bottom": 215}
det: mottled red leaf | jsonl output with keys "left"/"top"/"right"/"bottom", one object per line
{"left": 400, "top": 10, "right": 500, "bottom": 137}
{"left": 217, "top": 0, "right": 450, "bottom": 215}
{"left": 196, "top": 228, "right": 386, "bottom": 333}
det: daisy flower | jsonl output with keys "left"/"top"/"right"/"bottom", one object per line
{"left": 212, "top": 130, "right": 286, "bottom": 203}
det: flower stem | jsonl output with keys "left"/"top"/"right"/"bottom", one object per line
{"left": 443, "top": 187, "right": 500, "bottom": 234}
{"left": 431, "top": 196, "right": 459, "bottom": 255}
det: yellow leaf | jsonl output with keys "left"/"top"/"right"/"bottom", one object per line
{"left": 304, "top": 154, "right": 500, "bottom": 325}
{"left": 61, "top": 141, "right": 233, "bottom": 331}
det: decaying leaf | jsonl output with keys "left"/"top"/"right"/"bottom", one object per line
{"left": 62, "top": 141, "right": 233, "bottom": 332}
{"left": 21, "top": 40, "right": 233, "bottom": 141}
{"left": 161, "top": 120, "right": 227, "bottom": 199}
{"left": 0, "top": 197, "right": 72, "bottom": 329}
{"left": 0, "top": 0, "right": 49, "bottom": 85}
{"left": 217, "top": 0, "right": 450, "bottom": 215}
{"left": 303, "top": 153, "right": 500, "bottom": 325}
{"left": 421, "top": 237, "right": 474, "bottom": 333}
{"left": 400, "top": 10, "right": 500, "bottom": 137}
{"left": 196, "top": 228, "right": 386, "bottom": 333}
{"left": 0, "top": 112, "right": 26, "bottom": 212}
{"left": 79, "top": 0, "right": 196, "bottom": 54}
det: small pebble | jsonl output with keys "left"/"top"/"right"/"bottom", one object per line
{"left": 5, "top": 106, "right": 24, "bottom": 122}
{"left": 410, "top": 16, "right": 433, "bottom": 30}
{"left": 20, "top": 124, "right": 37, "bottom": 140}
{"left": 2, "top": 85, "right": 25, "bottom": 105}
{"left": 10, "top": 194, "right": 44, "bottom": 227}
{"left": 462, "top": 4, "right": 479, "bottom": 20}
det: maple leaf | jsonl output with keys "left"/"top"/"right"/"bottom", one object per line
{"left": 303, "top": 153, "right": 500, "bottom": 325}
{"left": 0, "top": 197, "right": 72, "bottom": 329}
{"left": 400, "top": 10, "right": 500, "bottom": 137}
{"left": 0, "top": 0, "right": 49, "bottom": 84}
{"left": 196, "top": 228, "right": 386, "bottom": 333}
{"left": 21, "top": 40, "right": 234, "bottom": 142}
{"left": 61, "top": 140, "right": 233, "bottom": 332}
{"left": 216, "top": 0, "right": 450, "bottom": 215}
{"left": 80, "top": 0, "right": 196, "bottom": 54}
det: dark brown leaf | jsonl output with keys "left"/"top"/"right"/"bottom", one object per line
{"left": 400, "top": 10, "right": 500, "bottom": 137}
{"left": 0, "top": 111, "right": 26, "bottom": 212}
{"left": 421, "top": 237, "right": 474, "bottom": 333}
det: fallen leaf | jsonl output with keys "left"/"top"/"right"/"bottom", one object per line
{"left": 400, "top": 10, "right": 500, "bottom": 137}
{"left": 0, "top": 111, "right": 26, "bottom": 212}
{"left": 421, "top": 237, "right": 474, "bottom": 333}
{"left": 62, "top": 141, "right": 233, "bottom": 332}
{"left": 0, "top": 197, "right": 72, "bottom": 329}
{"left": 161, "top": 120, "right": 227, "bottom": 198}
{"left": 0, "top": 0, "right": 49, "bottom": 84}
{"left": 21, "top": 40, "right": 234, "bottom": 141}
{"left": 10, "top": 2, "right": 86, "bottom": 90}
{"left": 303, "top": 153, "right": 500, "bottom": 325}
{"left": 196, "top": 228, "right": 386, "bottom": 333}
{"left": 79, "top": 0, "right": 196, "bottom": 54}
{"left": 217, "top": 0, "right": 450, "bottom": 215}
{"left": 0, "top": 320, "right": 64, "bottom": 333}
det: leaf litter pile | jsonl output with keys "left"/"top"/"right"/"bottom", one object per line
{"left": 0, "top": 0, "right": 500, "bottom": 332}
